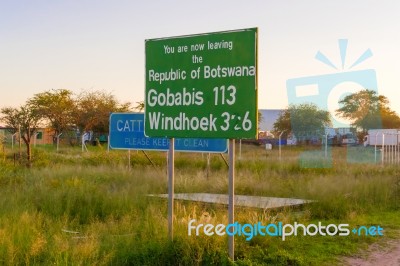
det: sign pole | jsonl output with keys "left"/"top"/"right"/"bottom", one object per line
{"left": 228, "top": 139, "right": 235, "bottom": 260}
{"left": 239, "top": 139, "right": 242, "bottom": 160}
{"left": 168, "top": 138, "right": 175, "bottom": 240}
{"left": 128, "top": 150, "right": 131, "bottom": 170}
{"left": 144, "top": 28, "right": 257, "bottom": 259}
{"left": 206, "top": 152, "right": 211, "bottom": 178}
{"left": 107, "top": 135, "right": 110, "bottom": 153}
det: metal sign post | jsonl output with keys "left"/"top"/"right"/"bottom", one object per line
{"left": 144, "top": 28, "right": 258, "bottom": 261}
{"left": 168, "top": 138, "right": 175, "bottom": 240}
{"left": 239, "top": 139, "right": 242, "bottom": 160}
{"left": 128, "top": 150, "right": 131, "bottom": 170}
{"left": 206, "top": 153, "right": 211, "bottom": 178}
{"left": 228, "top": 139, "right": 235, "bottom": 259}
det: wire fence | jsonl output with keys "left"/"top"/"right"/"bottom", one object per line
{"left": 381, "top": 133, "right": 400, "bottom": 165}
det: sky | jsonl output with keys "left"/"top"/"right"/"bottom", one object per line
{"left": 1, "top": 0, "right": 399, "bottom": 115}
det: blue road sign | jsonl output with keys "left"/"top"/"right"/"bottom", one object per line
{"left": 109, "top": 113, "right": 228, "bottom": 153}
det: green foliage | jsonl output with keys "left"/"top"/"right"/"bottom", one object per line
{"left": 336, "top": 89, "right": 400, "bottom": 132}
{"left": 273, "top": 103, "right": 331, "bottom": 137}
{"left": 1, "top": 89, "right": 134, "bottom": 166}
{"left": 0, "top": 103, "right": 43, "bottom": 164}
{"left": 74, "top": 90, "right": 132, "bottom": 132}
{"left": 28, "top": 89, "right": 76, "bottom": 136}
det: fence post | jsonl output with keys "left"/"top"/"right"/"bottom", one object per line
{"left": 279, "top": 130, "right": 286, "bottom": 160}
{"left": 381, "top": 134, "right": 385, "bottom": 165}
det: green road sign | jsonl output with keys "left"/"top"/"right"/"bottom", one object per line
{"left": 145, "top": 28, "right": 258, "bottom": 139}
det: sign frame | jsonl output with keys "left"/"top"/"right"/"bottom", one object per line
{"left": 109, "top": 112, "right": 228, "bottom": 153}
{"left": 144, "top": 28, "right": 258, "bottom": 139}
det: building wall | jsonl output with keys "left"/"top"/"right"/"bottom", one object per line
{"left": 0, "top": 128, "right": 55, "bottom": 145}
{"left": 34, "top": 128, "right": 55, "bottom": 145}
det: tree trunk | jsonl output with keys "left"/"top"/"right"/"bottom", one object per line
{"left": 27, "top": 142, "right": 31, "bottom": 162}
{"left": 22, "top": 136, "right": 32, "bottom": 167}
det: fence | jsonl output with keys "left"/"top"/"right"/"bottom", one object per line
{"left": 380, "top": 133, "right": 400, "bottom": 165}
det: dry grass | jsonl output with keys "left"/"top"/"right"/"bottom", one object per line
{"left": 0, "top": 143, "right": 398, "bottom": 265}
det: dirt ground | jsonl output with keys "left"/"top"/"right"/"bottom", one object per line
{"left": 341, "top": 238, "right": 400, "bottom": 266}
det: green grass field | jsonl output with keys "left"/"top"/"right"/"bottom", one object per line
{"left": 0, "top": 143, "right": 399, "bottom": 265}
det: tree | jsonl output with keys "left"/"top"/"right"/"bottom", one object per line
{"left": 273, "top": 109, "right": 291, "bottom": 136}
{"left": 134, "top": 101, "right": 145, "bottom": 112}
{"left": 273, "top": 103, "right": 331, "bottom": 139}
{"left": 381, "top": 107, "right": 400, "bottom": 129}
{"left": 258, "top": 111, "right": 264, "bottom": 131}
{"left": 73, "top": 90, "right": 132, "bottom": 133}
{"left": 1, "top": 104, "right": 42, "bottom": 165}
{"left": 28, "top": 89, "right": 76, "bottom": 138}
{"left": 336, "top": 89, "right": 400, "bottom": 132}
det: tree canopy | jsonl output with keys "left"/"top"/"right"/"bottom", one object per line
{"left": 28, "top": 89, "right": 76, "bottom": 136}
{"left": 0, "top": 89, "right": 134, "bottom": 164}
{"left": 336, "top": 89, "right": 400, "bottom": 132}
{"left": 1, "top": 103, "right": 43, "bottom": 164}
{"left": 73, "top": 90, "right": 131, "bottom": 132}
{"left": 273, "top": 103, "right": 331, "bottom": 138}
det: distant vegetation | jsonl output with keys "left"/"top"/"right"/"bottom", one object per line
{"left": 0, "top": 89, "right": 132, "bottom": 165}
{"left": 336, "top": 89, "right": 400, "bottom": 132}
{"left": 273, "top": 103, "right": 331, "bottom": 138}
{"left": 273, "top": 90, "right": 400, "bottom": 136}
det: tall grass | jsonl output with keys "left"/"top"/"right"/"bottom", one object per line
{"left": 0, "top": 143, "right": 398, "bottom": 265}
